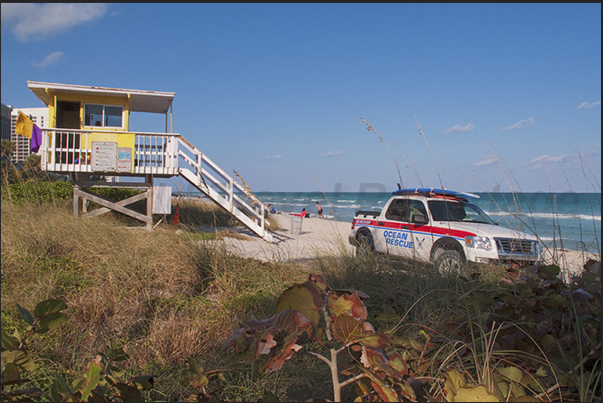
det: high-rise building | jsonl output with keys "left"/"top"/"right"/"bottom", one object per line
{"left": 1, "top": 103, "right": 12, "bottom": 141}
{"left": 10, "top": 107, "right": 48, "bottom": 164}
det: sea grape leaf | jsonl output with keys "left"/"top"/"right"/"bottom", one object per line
{"left": 332, "top": 314, "right": 363, "bottom": 344}
{"left": 388, "top": 353, "right": 409, "bottom": 378}
{"left": 2, "top": 362, "right": 21, "bottom": 380}
{"left": 270, "top": 309, "right": 311, "bottom": 335}
{"left": 362, "top": 371, "right": 399, "bottom": 402}
{"left": 327, "top": 291, "right": 368, "bottom": 320}
{"left": 115, "top": 382, "right": 144, "bottom": 402}
{"left": 1, "top": 330, "right": 20, "bottom": 351}
{"left": 220, "top": 327, "right": 249, "bottom": 354}
{"left": 358, "top": 333, "right": 389, "bottom": 349}
{"left": 307, "top": 274, "right": 329, "bottom": 292}
{"left": 497, "top": 366, "right": 523, "bottom": 383}
{"left": 38, "top": 312, "right": 69, "bottom": 333}
{"left": 392, "top": 378, "right": 416, "bottom": 401}
{"left": 80, "top": 356, "right": 102, "bottom": 402}
{"left": 1, "top": 349, "right": 36, "bottom": 372}
{"left": 275, "top": 283, "right": 323, "bottom": 326}
{"left": 539, "top": 265, "right": 560, "bottom": 280}
{"left": 360, "top": 347, "right": 388, "bottom": 369}
{"left": 15, "top": 304, "right": 35, "bottom": 326}
{"left": 389, "top": 334, "right": 423, "bottom": 351}
{"left": 263, "top": 333, "right": 302, "bottom": 374}
{"left": 33, "top": 299, "right": 67, "bottom": 319}
{"left": 444, "top": 368, "right": 467, "bottom": 401}
{"left": 453, "top": 385, "right": 500, "bottom": 402}
{"left": 132, "top": 375, "right": 154, "bottom": 390}
{"left": 375, "top": 310, "right": 402, "bottom": 327}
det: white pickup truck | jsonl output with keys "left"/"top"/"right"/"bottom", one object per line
{"left": 349, "top": 188, "right": 541, "bottom": 273}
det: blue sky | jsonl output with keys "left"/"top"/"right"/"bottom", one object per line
{"left": 1, "top": 3, "right": 600, "bottom": 193}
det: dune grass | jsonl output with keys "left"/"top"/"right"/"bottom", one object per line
{"left": 1, "top": 195, "right": 600, "bottom": 401}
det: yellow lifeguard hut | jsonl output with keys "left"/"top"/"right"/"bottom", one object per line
{"left": 28, "top": 81, "right": 272, "bottom": 240}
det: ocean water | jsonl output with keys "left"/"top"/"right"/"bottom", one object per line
{"left": 254, "top": 191, "right": 602, "bottom": 254}
{"left": 179, "top": 190, "right": 601, "bottom": 254}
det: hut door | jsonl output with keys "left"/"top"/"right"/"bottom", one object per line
{"left": 55, "top": 101, "right": 81, "bottom": 163}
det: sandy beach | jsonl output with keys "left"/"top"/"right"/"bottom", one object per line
{"left": 214, "top": 214, "right": 600, "bottom": 280}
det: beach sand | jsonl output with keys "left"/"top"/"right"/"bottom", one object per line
{"left": 215, "top": 214, "right": 599, "bottom": 280}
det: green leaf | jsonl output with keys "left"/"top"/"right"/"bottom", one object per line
{"left": 34, "top": 299, "right": 67, "bottom": 319}
{"left": 453, "top": 385, "right": 500, "bottom": 402}
{"left": 1, "top": 330, "right": 20, "bottom": 351}
{"left": 115, "top": 382, "right": 144, "bottom": 402}
{"left": 375, "top": 311, "right": 402, "bottom": 326}
{"left": 38, "top": 312, "right": 68, "bottom": 333}
{"left": 187, "top": 357, "right": 204, "bottom": 374}
{"left": 539, "top": 265, "right": 560, "bottom": 280}
{"left": 2, "top": 362, "right": 21, "bottom": 380}
{"left": 497, "top": 366, "right": 523, "bottom": 383}
{"left": 275, "top": 283, "right": 323, "bottom": 326}
{"left": 1, "top": 349, "right": 36, "bottom": 372}
{"left": 132, "top": 375, "right": 154, "bottom": 390}
{"left": 15, "top": 304, "right": 35, "bottom": 326}
{"left": 358, "top": 333, "right": 389, "bottom": 349}
{"left": 80, "top": 356, "right": 102, "bottom": 402}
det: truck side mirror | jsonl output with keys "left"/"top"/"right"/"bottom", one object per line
{"left": 412, "top": 214, "right": 428, "bottom": 225}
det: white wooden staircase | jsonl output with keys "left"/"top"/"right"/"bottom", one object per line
{"left": 175, "top": 136, "right": 273, "bottom": 242}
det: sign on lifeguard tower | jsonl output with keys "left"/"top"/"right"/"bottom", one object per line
{"left": 92, "top": 141, "right": 117, "bottom": 172}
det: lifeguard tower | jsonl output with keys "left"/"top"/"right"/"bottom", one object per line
{"left": 28, "top": 81, "right": 272, "bottom": 241}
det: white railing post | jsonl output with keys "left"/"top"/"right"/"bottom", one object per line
{"left": 229, "top": 178, "right": 234, "bottom": 212}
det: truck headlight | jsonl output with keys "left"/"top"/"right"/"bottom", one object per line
{"left": 465, "top": 235, "right": 492, "bottom": 250}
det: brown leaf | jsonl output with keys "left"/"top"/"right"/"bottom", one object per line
{"left": 332, "top": 315, "right": 363, "bottom": 344}
{"left": 263, "top": 335, "right": 303, "bottom": 374}
{"left": 327, "top": 291, "right": 368, "bottom": 320}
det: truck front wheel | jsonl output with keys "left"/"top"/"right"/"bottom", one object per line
{"left": 434, "top": 249, "right": 463, "bottom": 275}
{"left": 356, "top": 232, "right": 375, "bottom": 257}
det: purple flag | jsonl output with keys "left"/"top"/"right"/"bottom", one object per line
{"left": 30, "top": 124, "right": 42, "bottom": 153}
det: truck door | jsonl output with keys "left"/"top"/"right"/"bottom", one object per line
{"left": 407, "top": 199, "right": 432, "bottom": 263}
{"left": 376, "top": 198, "right": 415, "bottom": 259}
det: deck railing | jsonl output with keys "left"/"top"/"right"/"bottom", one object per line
{"left": 39, "top": 128, "right": 179, "bottom": 176}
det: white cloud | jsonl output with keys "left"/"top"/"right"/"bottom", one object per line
{"left": 473, "top": 156, "right": 499, "bottom": 166}
{"left": 577, "top": 100, "right": 601, "bottom": 109}
{"left": 528, "top": 154, "right": 568, "bottom": 164}
{"left": 33, "top": 51, "right": 64, "bottom": 69}
{"left": 501, "top": 117, "right": 535, "bottom": 131}
{"left": 442, "top": 123, "right": 476, "bottom": 134}
{"left": 322, "top": 150, "right": 345, "bottom": 158}
{"left": 264, "top": 154, "right": 282, "bottom": 160}
{"left": 1, "top": 3, "right": 108, "bottom": 42}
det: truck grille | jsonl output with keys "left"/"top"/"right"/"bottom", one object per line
{"left": 495, "top": 238, "right": 536, "bottom": 254}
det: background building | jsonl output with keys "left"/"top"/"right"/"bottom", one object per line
{"left": 1, "top": 103, "right": 12, "bottom": 141}
{"left": 9, "top": 107, "right": 48, "bottom": 165}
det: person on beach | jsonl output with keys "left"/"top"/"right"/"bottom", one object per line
{"left": 292, "top": 208, "right": 310, "bottom": 218}
{"left": 316, "top": 202, "right": 324, "bottom": 218}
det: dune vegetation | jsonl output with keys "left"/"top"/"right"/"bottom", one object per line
{"left": 1, "top": 179, "right": 600, "bottom": 402}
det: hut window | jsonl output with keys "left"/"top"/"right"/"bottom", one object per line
{"left": 84, "top": 104, "right": 123, "bottom": 128}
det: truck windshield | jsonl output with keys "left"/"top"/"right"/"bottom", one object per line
{"left": 428, "top": 200, "right": 495, "bottom": 224}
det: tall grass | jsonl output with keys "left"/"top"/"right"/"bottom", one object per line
{"left": 1, "top": 198, "right": 309, "bottom": 400}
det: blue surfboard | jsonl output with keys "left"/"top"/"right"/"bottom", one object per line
{"left": 392, "top": 188, "right": 480, "bottom": 200}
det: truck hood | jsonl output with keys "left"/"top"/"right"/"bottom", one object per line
{"left": 439, "top": 221, "right": 537, "bottom": 240}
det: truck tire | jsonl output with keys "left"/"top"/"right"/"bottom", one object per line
{"left": 434, "top": 249, "right": 463, "bottom": 275}
{"left": 356, "top": 232, "right": 375, "bottom": 257}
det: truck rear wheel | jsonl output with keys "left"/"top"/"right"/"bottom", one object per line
{"left": 356, "top": 233, "right": 375, "bottom": 257}
{"left": 434, "top": 249, "right": 463, "bottom": 275}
